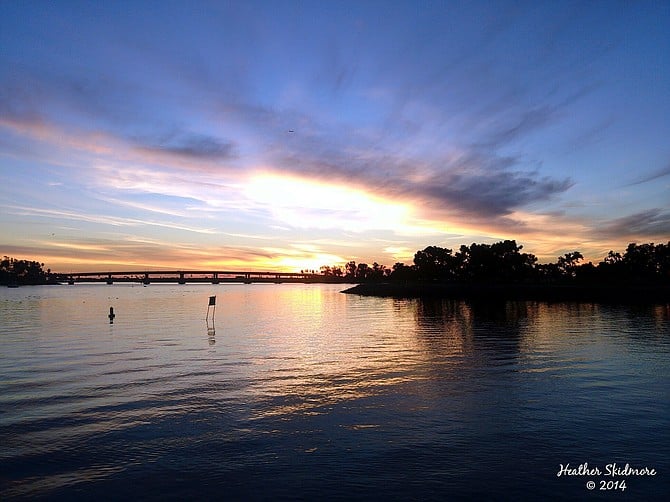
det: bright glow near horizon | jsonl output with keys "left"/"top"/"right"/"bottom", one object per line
{"left": 244, "top": 174, "right": 410, "bottom": 232}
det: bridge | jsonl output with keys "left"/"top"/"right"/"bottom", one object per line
{"left": 54, "top": 270, "right": 349, "bottom": 285}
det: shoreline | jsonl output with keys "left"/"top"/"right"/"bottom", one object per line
{"left": 341, "top": 282, "right": 670, "bottom": 303}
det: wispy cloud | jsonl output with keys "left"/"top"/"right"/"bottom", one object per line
{"left": 270, "top": 144, "right": 572, "bottom": 221}
{"left": 5, "top": 205, "right": 218, "bottom": 234}
{"left": 133, "top": 132, "right": 237, "bottom": 161}
{"left": 418, "top": 161, "right": 573, "bottom": 218}
{"left": 626, "top": 162, "right": 670, "bottom": 187}
{"left": 4, "top": 235, "right": 314, "bottom": 272}
{"left": 96, "top": 196, "right": 195, "bottom": 218}
{"left": 596, "top": 209, "right": 670, "bottom": 239}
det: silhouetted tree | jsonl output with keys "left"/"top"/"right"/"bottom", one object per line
{"left": 597, "top": 250, "right": 625, "bottom": 282}
{"left": 369, "top": 262, "right": 389, "bottom": 281}
{"left": 604, "top": 250, "right": 623, "bottom": 265}
{"left": 623, "top": 243, "right": 654, "bottom": 280}
{"left": 620, "top": 242, "right": 670, "bottom": 283}
{"left": 456, "top": 240, "right": 535, "bottom": 282}
{"left": 345, "top": 261, "right": 357, "bottom": 280}
{"left": 390, "top": 262, "right": 416, "bottom": 281}
{"left": 0, "top": 256, "right": 49, "bottom": 285}
{"left": 413, "top": 246, "right": 459, "bottom": 281}
{"left": 557, "top": 251, "right": 583, "bottom": 278}
{"left": 575, "top": 261, "right": 598, "bottom": 283}
{"left": 356, "top": 262, "right": 370, "bottom": 280}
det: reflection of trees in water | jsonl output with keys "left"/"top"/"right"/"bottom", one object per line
{"left": 603, "top": 303, "right": 670, "bottom": 346}
{"left": 408, "top": 299, "right": 669, "bottom": 361}
{"left": 412, "top": 299, "right": 534, "bottom": 362}
{"left": 412, "top": 299, "right": 471, "bottom": 355}
{"left": 413, "top": 300, "right": 670, "bottom": 351}
{"left": 502, "top": 302, "right": 668, "bottom": 353}
{"left": 461, "top": 301, "right": 527, "bottom": 358}
{"left": 623, "top": 303, "right": 670, "bottom": 324}
{"left": 650, "top": 304, "right": 670, "bottom": 327}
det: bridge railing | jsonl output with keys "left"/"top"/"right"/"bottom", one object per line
{"left": 52, "top": 270, "right": 349, "bottom": 284}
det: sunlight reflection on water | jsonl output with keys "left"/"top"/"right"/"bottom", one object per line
{"left": 1, "top": 284, "right": 669, "bottom": 499}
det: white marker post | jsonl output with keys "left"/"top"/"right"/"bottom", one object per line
{"left": 206, "top": 295, "right": 216, "bottom": 322}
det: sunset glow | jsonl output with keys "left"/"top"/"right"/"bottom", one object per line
{"left": 1, "top": 2, "right": 668, "bottom": 272}
{"left": 244, "top": 174, "right": 411, "bottom": 232}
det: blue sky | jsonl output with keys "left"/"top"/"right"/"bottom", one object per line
{"left": 1, "top": 0, "right": 668, "bottom": 271}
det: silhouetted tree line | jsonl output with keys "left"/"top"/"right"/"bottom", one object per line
{"left": 320, "top": 261, "right": 390, "bottom": 281}
{"left": 332, "top": 240, "right": 670, "bottom": 286}
{"left": 4, "top": 241, "right": 669, "bottom": 287}
{"left": 1, "top": 256, "right": 51, "bottom": 285}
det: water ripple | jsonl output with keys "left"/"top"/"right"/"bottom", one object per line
{"left": 1, "top": 286, "right": 668, "bottom": 499}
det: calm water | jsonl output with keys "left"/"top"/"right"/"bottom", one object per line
{"left": 1, "top": 284, "right": 669, "bottom": 500}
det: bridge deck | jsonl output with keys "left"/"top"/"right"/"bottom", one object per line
{"left": 53, "top": 270, "right": 348, "bottom": 284}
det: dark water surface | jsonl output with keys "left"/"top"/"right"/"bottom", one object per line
{"left": 1, "top": 284, "right": 669, "bottom": 500}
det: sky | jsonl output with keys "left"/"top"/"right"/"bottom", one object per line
{"left": 1, "top": 0, "right": 669, "bottom": 273}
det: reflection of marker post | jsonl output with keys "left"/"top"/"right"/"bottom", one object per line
{"left": 206, "top": 296, "right": 216, "bottom": 322}
{"left": 108, "top": 306, "right": 115, "bottom": 324}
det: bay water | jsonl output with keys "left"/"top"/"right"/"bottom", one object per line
{"left": 1, "top": 284, "right": 668, "bottom": 500}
